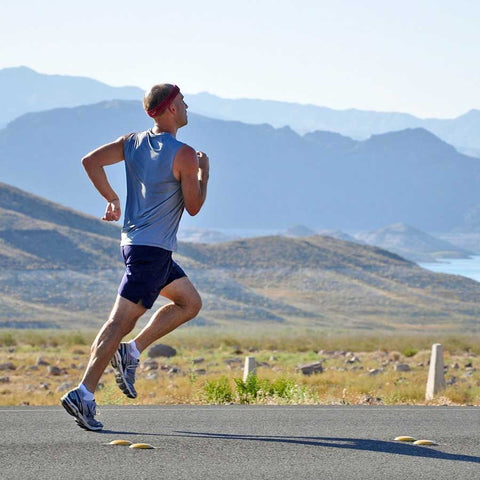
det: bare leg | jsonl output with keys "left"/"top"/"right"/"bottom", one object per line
{"left": 133, "top": 277, "right": 202, "bottom": 353}
{"left": 81, "top": 295, "right": 146, "bottom": 392}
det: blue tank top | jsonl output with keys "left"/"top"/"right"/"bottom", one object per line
{"left": 121, "top": 130, "right": 185, "bottom": 251}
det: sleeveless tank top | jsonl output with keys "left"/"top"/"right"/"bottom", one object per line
{"left": 121, "top": 130, "right": 185, "bottom": 251}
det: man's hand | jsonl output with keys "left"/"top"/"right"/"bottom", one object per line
{"left": 197, "top": 151, "right": 209, "bottom": 182}
{"left": 82, "top": 135, "right": 126, "bottom": 217}
{"left": 197, "top": 151, "right": 209, "bottom": 171}
{"left": 102, "top": 198, "right": 121, "bottom": 221}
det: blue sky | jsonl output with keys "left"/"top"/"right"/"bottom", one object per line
{"left": 1, "top": 0, "right": 479, "bottom": 118}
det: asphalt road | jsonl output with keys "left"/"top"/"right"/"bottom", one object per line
{"left": 1, "top": 405, "right": 479, "bottom": 479}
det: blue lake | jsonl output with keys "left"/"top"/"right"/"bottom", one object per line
{"left": 419, "top": 256, "right": 480, "bottom": 283}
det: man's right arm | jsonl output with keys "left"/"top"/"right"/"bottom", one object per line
{"left": 81, "top": 135, "right": 127, "bottom": 221}
{"left": 173, "top": 145, "right": 210, "bottom": 216}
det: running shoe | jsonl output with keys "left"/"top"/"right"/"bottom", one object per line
{"left": 61, "top": 388, "right": 103, "bottom": 431}
{"left": 111, "top": 343, "right": 139, "bottom": 398}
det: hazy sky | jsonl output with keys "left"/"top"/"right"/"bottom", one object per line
{"left": 1, "top": 0, "right": 479, "bottom": 118}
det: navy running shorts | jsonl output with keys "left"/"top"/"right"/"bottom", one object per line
{"left": 118, "top": 245, "right": 187, "bottom": 309}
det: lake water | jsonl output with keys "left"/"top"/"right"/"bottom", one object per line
{"left": 419, "top": 255, "right": 480, "bottom": 283}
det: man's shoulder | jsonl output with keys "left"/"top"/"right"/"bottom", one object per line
{"left": 175, "top": 143, "right": 196, "bottom": 158}
{"left": 126, "top": 130, "right": 146, "bottom": 141}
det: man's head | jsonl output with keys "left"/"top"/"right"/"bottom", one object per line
{"left": 143, "top": 84, "right": 188, "bottom": 127}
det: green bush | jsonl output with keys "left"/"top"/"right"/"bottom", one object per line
{"left": 0, "top": 332, "right": 17, "bottom": 347}
{"left": 402, "top": 347, "right": 418, "bottom": 358}
{"left": 233, "top": 375, "right": 315, "bottom": 404}
{"left": 234, "top": 374, "right": 268, "bottom": 403}
{"left": 203, "top": 376, "right": 234, "bottom": 403}
{"left": 62, "top": 332, "right": 88, "bottom": 346}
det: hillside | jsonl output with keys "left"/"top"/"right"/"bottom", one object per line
{"left": 0, "top": 183, "right": 120, "bottom": 269}
{"left": 2, "top": 184, "right": 480, "bottom": 332}
{"left": 2, "top": 101, "right": 480, "bottom": 233}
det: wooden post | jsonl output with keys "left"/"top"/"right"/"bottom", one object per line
{"left": 425, "top": 344, "right": 446, "bottom": 400}
{"left": 243, "top": 356, "right": 256, "bottom": 382}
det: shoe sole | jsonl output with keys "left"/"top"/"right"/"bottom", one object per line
{"left": 61, "top": 395, "right": 103, "bottom": 431}
{"left": 111, "top": 351, "right": 137, "bottom": 399}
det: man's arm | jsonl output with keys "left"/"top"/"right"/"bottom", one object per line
{"left": 173, "top": 145, "right": 210, "bottom": 216}
{"left": 81, "top": 135, "right": 127, "bottom": 221}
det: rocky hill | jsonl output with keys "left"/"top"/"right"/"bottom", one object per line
{"left": 2, "top": 184, "right": 480, "bottom": 332}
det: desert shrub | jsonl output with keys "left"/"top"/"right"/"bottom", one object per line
{"left": 233, "top": 375, "right": 315, "bottom": 404}
{"left": 234, "top": 374, "right": 268, "bottom": 403}
{"left": 203, "top": 376, "right": 233, "bottom": 403}
{"left": 62, "top": 332, "right": 88, "bottom": 346}
{"left": 0, "top": 332, "right": 17, "bottom": 347}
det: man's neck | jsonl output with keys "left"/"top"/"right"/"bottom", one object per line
{"left": 152, "top": 123, "right": 177, "bottom": 137}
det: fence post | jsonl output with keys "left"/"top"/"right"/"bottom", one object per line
{"left": 243, "top": 356, "right": 256, "bottom": 382}
{"left": 425, "top": 343, "right": 446, "bottom": 400}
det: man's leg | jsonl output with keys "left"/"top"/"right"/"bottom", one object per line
{"left": 81, "top": 295, "right": 146, "bottom": 392}
{"left": 61, "top": 295, "right": 146, "bottom": 430}
{"left": 133, "top": 276, "right": 202, "bottom": 353}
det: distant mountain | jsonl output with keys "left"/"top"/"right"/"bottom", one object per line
{"left": 317, "top": 230, "right": 360, "bottom": 244}
{"left": 2, "top": 101, "right": 480, "bottom": 232}
{"left": 355, "top": 223, "right": 474, "bottom": 262}
{"left": 436, "top": 232, "right": 480, "bottom": 253}
{"left": 178, "top": 227, "right": 235, "bottom": 244}
{"left": 284, "top": 225, "right": 317, "bottom": 237}
{"left": 187, "top": 92, "right": 480, "bottom": 155}
{"left": 3, "top": 183, "right": 480, "bottom": 331}
{"left": 1, "top": 67, "right": 479, "bottom": 156}
{"left": 0, "top": 66, "right": 143, "bottom": 127}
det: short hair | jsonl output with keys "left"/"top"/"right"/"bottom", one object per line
{"left": 143, "top": 84, "right": 176, "bottom": 116}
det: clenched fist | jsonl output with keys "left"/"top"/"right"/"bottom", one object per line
{"left": 196, "top": 151, "right": 209, "bottom": 171}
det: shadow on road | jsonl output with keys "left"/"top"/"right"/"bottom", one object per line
{"left": 95, "top": 427, "right": 480, "bottom": 464}
{"left": 165, "top": 431, "right": 480, "bottom": 464}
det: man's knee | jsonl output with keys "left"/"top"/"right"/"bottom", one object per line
{"left": 109, "top": 295, "right": 146, "bottom": 325}
{"left": 182, "top": 290, "right": 202, "bottom": 320}
{"left": 162, "top": 278, "right": 202, "bottom": 319}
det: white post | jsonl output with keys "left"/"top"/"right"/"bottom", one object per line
{"left": 425, "top": 343, "right": 446, "bottom": 400}
{"left": 243, "top": 356, "right": 256, "bottom": 382}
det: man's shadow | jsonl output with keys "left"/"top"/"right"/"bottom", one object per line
{"left": 99, "top": 429, "right": 480, "bottom": 464}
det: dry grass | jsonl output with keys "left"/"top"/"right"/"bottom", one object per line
{"left": 1, "top": 328, "right": 480, "bottom": 407}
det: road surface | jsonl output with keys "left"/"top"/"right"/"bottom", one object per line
{"left": 1, "top": 405, "right": 479, "bottom": 479}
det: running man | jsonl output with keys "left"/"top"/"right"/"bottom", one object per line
{"left": 61, "top": 84, "right": 209, "bottom": 430}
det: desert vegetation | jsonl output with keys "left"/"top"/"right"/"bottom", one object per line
{"left": 1, "top": 328, "right": 480, "bottom": 407}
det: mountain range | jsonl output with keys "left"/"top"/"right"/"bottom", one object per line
{"left": 187, "top": 93, "right": 480, "bottom": 157}
{"left": 354, "top": 223, "right": 473, "bottom": 263}
{"left": 1, "top": 100, "right": 480, "bottom": 233}
{"left": 1, "top": 66, "right": 479, "bottom": 157}
{"left": 3, "top": 182, "right": 480, "bottom": 332}
{"left": 0, "top": 66, "right": 142, "bottom": 128}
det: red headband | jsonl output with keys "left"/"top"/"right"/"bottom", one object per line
{"left": 146, "top": 85, "right": 180, "bottom": 118}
